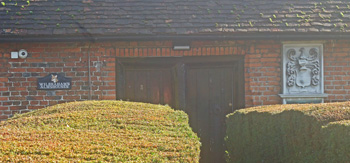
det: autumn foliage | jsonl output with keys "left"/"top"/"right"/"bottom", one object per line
{"left": 0, "top": 101, "right": 200, "bottom": 162}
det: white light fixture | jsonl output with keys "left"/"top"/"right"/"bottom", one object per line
{"left": 173, "top": 45, "right": 190, "bottom": 50}
{"left": 18, "top": 49, "right": 28, "bottom": 59}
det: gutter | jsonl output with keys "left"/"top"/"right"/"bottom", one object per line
{"left": 87, "top": 43, "right": 92, "bottom": 101}
{"left": 2, "top": 33, "right": 350, "bottom": 42}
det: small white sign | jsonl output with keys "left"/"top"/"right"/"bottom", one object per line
{"left": 11, "top": 52, "right": 19, "bottom": 59}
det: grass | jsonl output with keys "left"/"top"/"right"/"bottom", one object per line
{"left": 0, "top": 101, "right": 200, "bottom": 162}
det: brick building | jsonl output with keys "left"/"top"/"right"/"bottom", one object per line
{"left": 1, "top": 0, "right": 350, "bottom": 162}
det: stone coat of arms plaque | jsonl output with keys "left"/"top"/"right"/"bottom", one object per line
{"left": 280, "top": 43, "right": 327, "bottom": 104}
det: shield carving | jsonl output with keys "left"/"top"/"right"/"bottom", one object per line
{"left": 286, "top": 47, "right": 320, "bottom": 89}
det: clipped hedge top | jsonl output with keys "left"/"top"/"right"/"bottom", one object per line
{"left": 0, "top": 101, "right": 200, "bottom": 162}
{"left": 230, "top": 101, "right": 350, "bottom": 124}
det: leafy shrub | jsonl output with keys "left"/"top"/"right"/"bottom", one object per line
{"left": 0, "top": 101, "right": 200, "bottom": 162}
{"left": 225, "top": 102, "right": 350, "bottom": 163}
{"left": 321, "top": 120, "right": 350, "bottom": 162}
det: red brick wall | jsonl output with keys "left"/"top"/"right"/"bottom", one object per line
{"left": 324, "top": 40, "right": 350, "bottom": 102}
{"left": 0, "top": 42, "right": 115, "bottom": 120}
{"left": 244, "top": 41, "right": 282, "bottom": 107}
{"left": 0, "top": 40, "right": 349, "bottom": 120}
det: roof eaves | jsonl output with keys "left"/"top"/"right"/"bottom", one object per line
{"left": 1, "top": 33, "right": 350, "bottom": 42}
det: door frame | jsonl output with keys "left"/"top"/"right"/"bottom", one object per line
{"left": 184, "top": 56, "right": 245, "bottom": 162}
{"left": 116, "top": 57, "right": 181, "bottom": 109}
{"left": 182, "top": 55, "right": 245, "bottom": 111}
{"left": 116, "top": 55, "right": 245, "bottom": 162}
{"left": 116, "top": 55, "right": 245, "bottom": 110}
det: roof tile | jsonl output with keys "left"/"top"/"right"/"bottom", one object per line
{"left": 1, "top": 0, "right": 350, "bottom": 37}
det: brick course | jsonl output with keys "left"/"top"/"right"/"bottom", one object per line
{"left": 0, "top": 40, "right": 349, "bottom": 120}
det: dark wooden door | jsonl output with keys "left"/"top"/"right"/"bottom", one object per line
{"left": 186, "top": 64, "right": 242, "bottom": 163}
{"left": 124, "top": 69, "right": 174, "bottom": 107}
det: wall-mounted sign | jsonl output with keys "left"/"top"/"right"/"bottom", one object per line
{"left": 37, "top": 73, "right": 72, "bottom": 90}
{"left": 279, "top": 43, "right": 327, "bottom": 104}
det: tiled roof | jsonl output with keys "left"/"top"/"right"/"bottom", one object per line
{"left": 1, "top": 0, "right": 350, "bottom": 37}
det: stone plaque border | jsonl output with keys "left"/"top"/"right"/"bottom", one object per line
{"left": 279, "top": 42, "right": 327, "bottom": 104}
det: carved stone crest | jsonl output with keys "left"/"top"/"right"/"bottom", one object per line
{"left": 280, "top": 43, "right": 326, "bottom": 104}
{"left": 286, "top": 47, "right": 320, "bottom": 88}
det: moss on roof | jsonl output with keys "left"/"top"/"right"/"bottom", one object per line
{"left": 1, "top": 0, "right": 350, "bottom": 36}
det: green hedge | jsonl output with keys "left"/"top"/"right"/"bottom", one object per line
{"left": 225, "top": 102, "right": 350, "bottom": 163}
{"left": 321, "top": 120, "right": 350, "bottom": 162}
{"left": 0, "top": 101, "right": 200, "bottom": 162}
